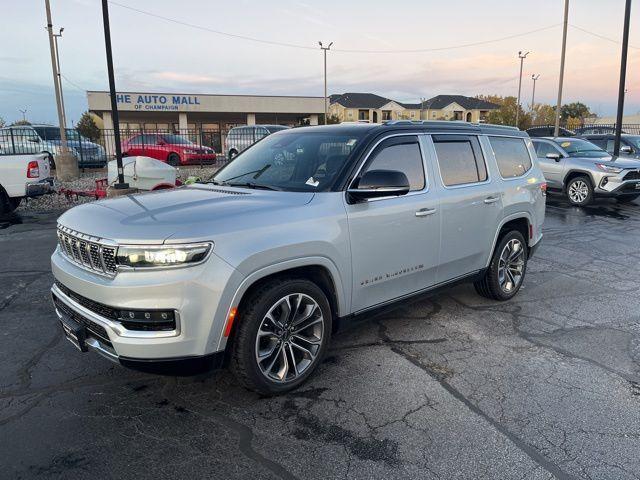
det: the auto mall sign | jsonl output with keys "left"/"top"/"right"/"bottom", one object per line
{"left": 116, "top": 94, "right": 200, "bottom": 111}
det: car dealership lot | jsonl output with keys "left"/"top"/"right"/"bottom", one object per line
{"left": 1, "top": 197, "right": 640, "bottom": 479}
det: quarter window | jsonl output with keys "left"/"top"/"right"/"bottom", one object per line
{"left": 433, "top": 135, "right": 487, "bottom": 186}
{"left": 361, "top": 136, "right": 425, "bottom": 191}
{"left": 489, "top": 137, "right": 532, "bottom": 178}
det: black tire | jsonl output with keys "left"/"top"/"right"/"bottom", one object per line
{"left": 230, "top": 277, "right": 332, "bottom": 395}
{"left": 167, "top": 153, "right": 181, "bottom": 167}
{"left": 228, "top": 149, "right": 238, "bottom": 160}
{"left": 616, "top": 194, "right": 640, "bottom": 204}
{"left": 474, "top": 230, "right": 528, "bottom": 301}
{"left": 566, "top": 175, "right": 593, "bottom": 206}
{"left": 44, "top": 152, "right": 55, "bottom": 169}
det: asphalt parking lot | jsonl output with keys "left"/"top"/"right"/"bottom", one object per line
{"left": 1, "top": 196, "right": 639, "bottom": 480}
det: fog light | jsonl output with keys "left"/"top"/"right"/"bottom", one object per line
{"left": 117, "top": 309, "right": 176, "bottom": 331}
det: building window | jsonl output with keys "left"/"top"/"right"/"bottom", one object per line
{"left": 410, "top": 111, "right": 415, "bottom": 118}
{"left": 453, "top": 111, "right": 463, "bottom": 121}
{"left": 382, "top": 110, "right": 392, "bottom": 121}
{"left": 348, "top": 110, "right": 353, "bottom": 118}
{"left": 358, "top": 110, "right": 370, "bottom": 121}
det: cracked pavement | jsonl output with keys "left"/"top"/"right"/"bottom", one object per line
{"left": 1, "top": 196, "right": 640, "bottom": 479}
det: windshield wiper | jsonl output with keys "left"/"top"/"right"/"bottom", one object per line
{"left": 224, "top": 182, "right": 282, "bottom": 191}
{"left": 217, "top": 164, "right": 272, "bottom": 183}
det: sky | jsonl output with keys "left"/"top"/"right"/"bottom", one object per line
{"left": 1, "top": 0, "right": 639, "bottom": 125}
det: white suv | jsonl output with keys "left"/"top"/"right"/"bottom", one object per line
{"left": 51, "top": 121, "right": 546, "bottom": 394}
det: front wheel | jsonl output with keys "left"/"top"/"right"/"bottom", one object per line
{"left": 566, "top": 176, "right": 593, "bottom": 206}
{"left": 475, "top": 230, "right": 528, "bottom": 301}
{"left": 228, "top": 150, "right": 238, "bottom": 160}
{"left": 231, "top": 278, "right": 332, "bottom": 395}
{"left": 167, "top": 153, "right": 181, "bottom": 167}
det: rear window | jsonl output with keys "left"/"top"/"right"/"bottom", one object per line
{"left": 433, "top": 135, "right": 487, "bottom": 186}
{"left": 489, "top": 137, "right": 532, "bottom": 178}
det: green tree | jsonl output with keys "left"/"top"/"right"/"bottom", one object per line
{"left": 11, "top": 119, "right": 31, "bottom": 126}
{"left": 560, "top": 102, "right": 593, "bottom": 121}
{"left": 76, "top": 111, "right": 101, "bottom": 142}
{"left": 477, "top": 95, "right": 531, "bottom": 130}
{"left": 531, "top": 104, "right": 556, "bottom": 125}
{"left": 326, "top": 114, "right": 341, "bottom": 125}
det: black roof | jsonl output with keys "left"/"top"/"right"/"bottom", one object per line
{"left": 422, "top": 95, "right": 499, "bottom": 110}
{"left": 289, "top": 121, "right": 528, "bottom": 138}
{"left": 330, "top": 93, "right": 499, "bottom": 111}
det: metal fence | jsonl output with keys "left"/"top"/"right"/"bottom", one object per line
{"left": 530, "top": 123, "right": 640, "bottom": 135}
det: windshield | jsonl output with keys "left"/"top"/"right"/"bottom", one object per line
{"left": 554, "top": 139, "right": 609, "bottom": 158}
{"left": 625, "top": 136, "right": 640, "bottom": 150}
{"left": 161, "top": 134, "right": 193, "bottom": 145}
{"left": 211, "top": 131, "right": 361, "bottom": 192}
{"left": 65, "top": 129, "right": 81, "bottom": 141}
{"left": 34, "top": 127, "right": 61, "bottom": 141}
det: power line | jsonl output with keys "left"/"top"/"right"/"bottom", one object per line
{"left": 108, "top": 1, "right": 559, "bottom": 54}
{"left": 570, "top": 24, "right": 640, "bottom": 50}
{"left": 60, "top": 73, "right": 87, "bottom": 92}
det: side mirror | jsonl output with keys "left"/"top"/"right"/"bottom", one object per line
{"left": 620, "top": 145, "right": 633, "bottom": 154}
{"left": 546, "top": 152, "right": 562, "bottom": 162}
{"left": 348, "top": 169, "right": 410, "bottom": 202}
{"left": 27, "top": 137, "right": 40, "bottom": 143}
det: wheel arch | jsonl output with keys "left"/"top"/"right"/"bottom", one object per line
{"left": 563, "top": 170, "right": 594, "bottom": 191}
{"left": 216, "top": 257, "right": 347, "bottom": 352}
{"left": 485, "top": 214, "right": 532, "bottom": 268}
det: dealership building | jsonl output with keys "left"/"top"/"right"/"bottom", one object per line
{"left": 87, "top": 91, "right": 325, "bottom": 133}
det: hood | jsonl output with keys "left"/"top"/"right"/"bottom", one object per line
{"left": 593, "top": 155, "right": 640, "bottom": 168}
{"left": 57, "top": 184, "right": 315, "bottom": 244}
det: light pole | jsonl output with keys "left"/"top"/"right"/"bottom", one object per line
{"left": 19, "top": 108, "right": 27, "bottom": 123}
{"left": 554, "top": 0, "right": 569, "bottom": 137}
{"left": 530, "top": 74, "right": 540, "bottom": 111}
{"left": 613, "top": 0, "right": 632, "bottom": 156}
{"left": 515, "top": 51, "right": 529, "bottom": 128}
{"left": 45, "top": 0, "right": 68, "bottom": 151}
{"left": 319, "top": 41, "right": 333, "bottom": 125}
{"left": 53, "top": 27, "right": 67, "bottom": 128}
{"left": 101, "top": 0, "right": 128, "bottom": 189}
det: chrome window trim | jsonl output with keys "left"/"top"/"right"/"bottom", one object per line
{"left": 428, "top": 133, "right": 492, "bottom": 190}
{"left": 486, "top": 135, "right": 534, "bottom": 181}
{"left": 51, "top": 283, "right": 181, "bottom": 339}
{"left": 346, "top": 132, "right": 430, "bottom": 202}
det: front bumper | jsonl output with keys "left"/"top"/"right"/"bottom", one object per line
{"left": 595, "top": 173, "right": 640, "bottom": 196}
{"left": 25, "top": 177, "right": 54, "bottom": 197}
{"left": 51, "top": 246, "right": 239, "bottom": 363}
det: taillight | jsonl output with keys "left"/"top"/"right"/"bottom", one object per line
{"left": 540, "top": 182, "right": 547, "bottom": 196}
{"left": 27, "top": 161, "right": 39, "bottom": 178}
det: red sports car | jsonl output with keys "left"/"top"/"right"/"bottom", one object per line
{"left": 122, "top": 133, "right": 216, "bottom": 166}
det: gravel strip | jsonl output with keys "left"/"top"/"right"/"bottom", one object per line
{"left": 17, "top": 164, "right": 220, "bottom": 214}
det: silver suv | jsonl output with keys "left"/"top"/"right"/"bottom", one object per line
{"left": 225, "top": 125, "right": 290, "bottom": 159}
{"left": 532, "top": 137, "right": 640, "bottom": 206}
{"left": 51, "top": 121, "right": 545, "bottom": 394}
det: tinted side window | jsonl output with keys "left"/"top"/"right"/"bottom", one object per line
{"left": 489, "top": 137, "right": 532, "bottom": 178}
{"left": 433, "top": 135, "right": 487, "bottom": 186}
{"left": 128, "top": 135, "right": 142, "bottom": 145}
{"left": 533, "top": 141, "right": 558, "bottom": 158}
{"left": 362, "top": 136, "right": 425, "bottom": 191}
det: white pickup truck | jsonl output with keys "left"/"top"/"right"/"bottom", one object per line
{"left": 0, "top": 153, "right": 53, "bottom": 213}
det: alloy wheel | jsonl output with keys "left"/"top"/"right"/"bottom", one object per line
{"left": 498, "top": 239, "right": 525, "bottom": 293}
{"left": 255, "top": 293, "right": 324, "bottom": 383}
{"left": 568, "top": 180, "right": 589, "bottom": 204}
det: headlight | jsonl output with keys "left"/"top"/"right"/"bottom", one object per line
{"left": 116, "top": 243, "right": 212, "bottom": 269}
{"left": 595, "top": 163, "right": 623, "bottom": 174}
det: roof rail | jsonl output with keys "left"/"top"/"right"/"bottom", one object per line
{"left": 473, "top": 122, "right": 520, "bottom": 131}
{"left": 382, "top": 119, "right": 522, "bottom": 132}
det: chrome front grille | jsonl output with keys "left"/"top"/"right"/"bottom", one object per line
{"left": 57, "top": 226, "right": 118, "bottom": 276}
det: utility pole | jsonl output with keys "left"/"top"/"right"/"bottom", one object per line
{"left": 19, "top": 108, "right": 27, "bottom": 122}
{"left": 45, "top": 0, "right": 68, "bottom": 150}
{"left": 53, "top": 27, "right": 67, "bottom": 128}
{"left": 102, "top": 0, "right": 128, "bottom": 190}
{"left": 515, "top": 51, "right": 529, "bottom": 128}
{"left": 319, "top": 41, "right": 333, "bottom": 125}
{"left": 531, "top": 74, "right": 540, "bottom": 111}
{"left": 613, "top": 0, "right": 632, "bottom": 156}
{"left": 554, "top": 0, "right": 569, "bottom": 137}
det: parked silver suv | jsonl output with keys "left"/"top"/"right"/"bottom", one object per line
{"left": 532, "top": 137, "right": 640, "bottom": 205}
{"left": 51, "top": 121, "right": 545, "bottom": 394}
{"left": 225, "top": 125, "right": 290, "bottom": 159}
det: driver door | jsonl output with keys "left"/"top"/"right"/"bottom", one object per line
{"left": 345, "top": 135, "right": 441, "bottom": 313}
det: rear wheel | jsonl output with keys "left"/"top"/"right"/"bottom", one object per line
{"left": 228, "top": 149, "right": 238, "bottom": 160}
{"left": 44, "top": 152, "right": 55, "bottom": 169}
{"left": 231, "top": 277, "right": 332, "bottom": 395}
{"left": 167, "top": 153, "right": 181, "bottom": 167}
{"left": 0, "top": 191, "right": 20, "bottom": 214}
{"left": 566, "top": 175, "right": 593, "bottom": 206}
{"left": 475, "top": 230, "right": 528, "bottom": 301}
{"left": 616, "top": 194, "right": 639, "bottom": 204}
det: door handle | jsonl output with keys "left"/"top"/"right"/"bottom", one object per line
{"left": 483, "top": 196, "right": 499, "bottom": 204}
{"left": 415, "top": 208, "right": 437, "bottom": 217}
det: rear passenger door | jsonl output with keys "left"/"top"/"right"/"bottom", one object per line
{"left": 429, "top": 134, "right": 502, "bottom": 283}
{"left": 346, "top": 135, "right": 440, "bottom": 312}
{"left": 532, "top": 139, "right": 565, "bottom": 188}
